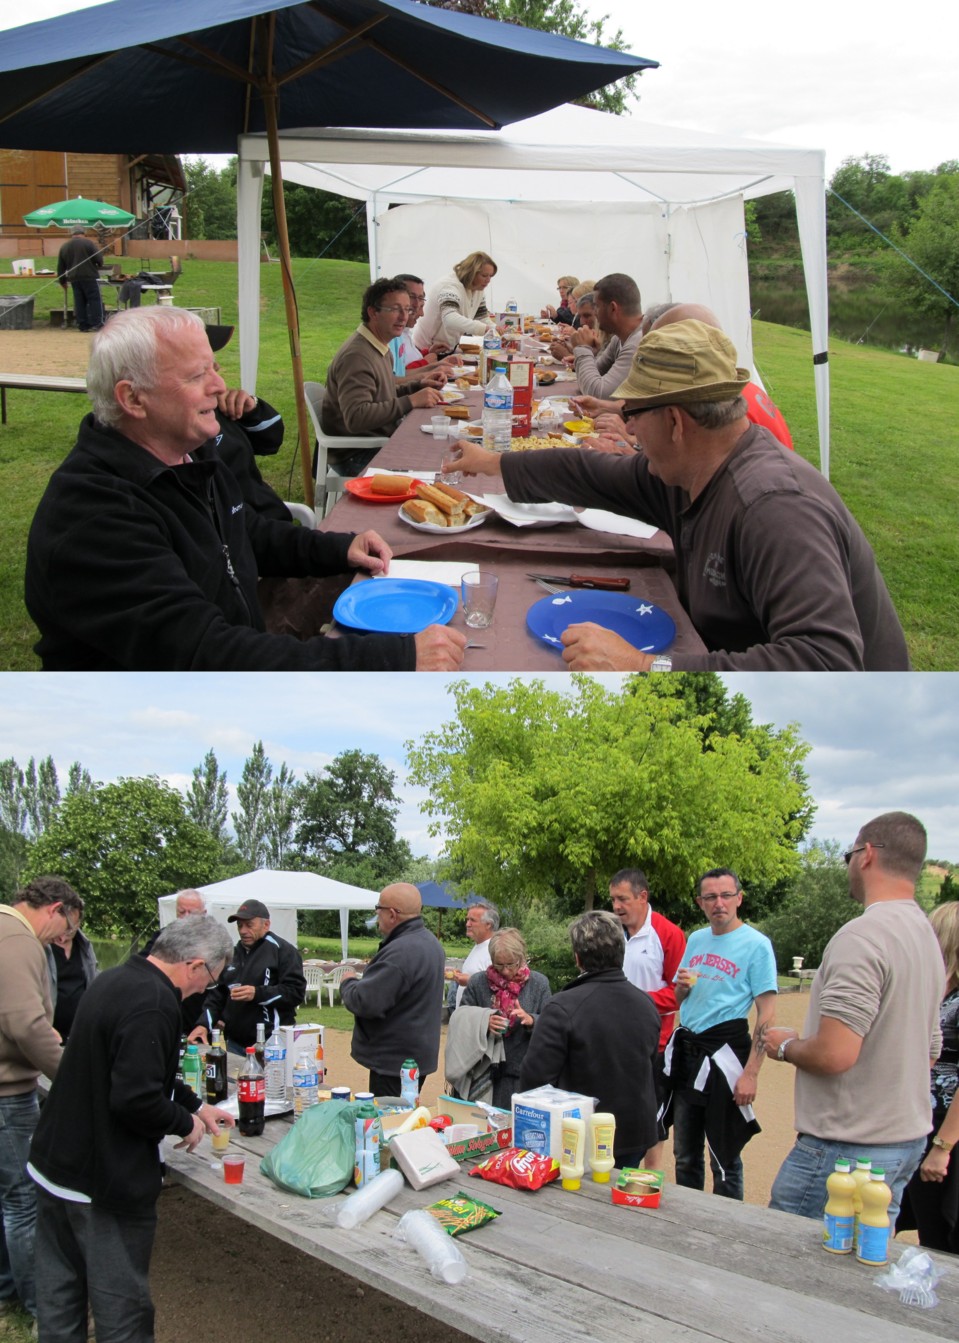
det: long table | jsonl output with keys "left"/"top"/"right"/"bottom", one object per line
{"left": 164, "top": 1120, "right": 958, "bottom": 1343}
{"left": 319, "top": 393, "right": 706, "bottom": 669}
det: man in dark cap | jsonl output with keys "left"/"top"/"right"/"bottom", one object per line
{"left": 187, "top": 899, "right": 306, "bottom": 1054}
{"left": 451, "top": 319, "right": 909, "bottom": 672}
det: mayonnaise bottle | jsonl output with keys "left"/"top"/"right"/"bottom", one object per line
{"left": 560, "top": 1117, "right": 586, "bottom": 1191}
{"left": 587, "top": 1112, "right": 616, "bottom": 1183}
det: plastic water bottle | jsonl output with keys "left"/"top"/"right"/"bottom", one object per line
{"left": 482, "top": 325, "right": 501, "bottom": 382}
{"left": 483, "top": 365, "right": 513, "bottom": 453}
{"left": 292, "top": 1051, "right": 319, "bottom": 1120}
{"left": 505, "top": 297, "right": 518, "bottom": 313}
{"left": 400, "top": 1058, "right": 420, "bottom": 1109}
{"left": 264, "top": 1027, "right": 287, "bottom": 1104}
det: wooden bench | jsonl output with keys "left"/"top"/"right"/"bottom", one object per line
{"left": 0, "top": 373, "right": 87, "bottom": 425}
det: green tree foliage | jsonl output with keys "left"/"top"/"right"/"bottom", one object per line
{"left": 260, "top": 181, "right": 368, "bottom": 262}
{"left": 426, "top": 0, "right": 637, "bottom": 115}
{"left": 937, "top": 872, "right": 958, "bottom": 907}
{"left": 26, "top": 777, "right": 222, "bottom": 938}
{"left": 233, "top": 741, "right": 274, "bottom": 869}
{"left": 185, "top": 748, "right": 229, "bottom": 843}
{"left": 183, "top": 157, "right": 238, "bottom": 241}
{"left": 294, "top": 749, "right": 413, "bottom": 883}
{"left": 884, "top": 172, "right": 959, "bottom": 350}
{"left": 0, "top": 755, "right": 76, "bottom": 841}
{"left": 66, "top": 762, "right": 94, "bottom": 797}
{"left": 406, "top": 676, "right": 812, "bottom": 925}
{"left": 758, "top": 841, "right": 858, "bottom": 971}
{"left": 0, "top": 826, "right": 27, "bottom": 901}
{"left": 265, "top": 762, "right": 298, "bottom": 868}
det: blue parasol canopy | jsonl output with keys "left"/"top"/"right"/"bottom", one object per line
{"left": 416, "top": 880, "right": 468, "bottom": 910}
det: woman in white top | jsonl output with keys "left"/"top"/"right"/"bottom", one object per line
{"left": 412, "top": 251, "right": 497, "bottom": 351}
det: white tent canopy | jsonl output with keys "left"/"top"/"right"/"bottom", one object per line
{"left": 159, "top": 870, "right": 379, "bottom": 960}
{"left": 237, "top": 104, "right": 830, "bottom": 473}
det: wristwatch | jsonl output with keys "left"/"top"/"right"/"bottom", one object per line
{"left": 931, "top": 1135, "right": 954, "bottom": 1153}
{"left": 776, "top": 1037, "right": 794, "bottom": 1062}
{"left": 649, "top": 656, "right": 673, "bottom": 673}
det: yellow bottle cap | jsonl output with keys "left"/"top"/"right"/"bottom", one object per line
{"left": 561, "top": 1177, "right": 581, "bottom": 1192}
{"left": 591, "top": 1170, "right": 611, "bottom": 1183}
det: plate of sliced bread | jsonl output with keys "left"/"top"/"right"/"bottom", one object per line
{"left": 399, "top": 482, "right": 491, "bottom": 532}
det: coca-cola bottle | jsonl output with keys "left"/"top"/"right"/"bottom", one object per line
{"left": 237, "top": 1045, "right": 265, "bottom": 1137}
{"left": 205, "top": 1027, "right": 228, "bottom": 1105}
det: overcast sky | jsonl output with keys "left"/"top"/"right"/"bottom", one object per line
{"left": 1, "top": 673, "right": 956, "bottom": 863}
{"left": 3, "top": 1, "right": 955, "bottom": 176}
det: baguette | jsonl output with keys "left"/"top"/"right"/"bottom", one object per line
{"left": 368, "top": 473, "right": 414, "bottom": 496}
{"left": 414, "top": 482, "right": 466, "bottom": 521}
{"left": 402, "top": 499, "right": 447, "bottom": 527}
{"left": 443, "top": 405, "right": 470, "bottom": 420}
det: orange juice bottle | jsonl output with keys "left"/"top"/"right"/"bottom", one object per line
{"left": 855, "top": 1167, "right": 891, "bottom": 1265}
{"left": 850, "top": 1157, "right": 871, "bottom": 1238}
{"left": 822, "top": 1157, "right": 855, "bottom": 1253}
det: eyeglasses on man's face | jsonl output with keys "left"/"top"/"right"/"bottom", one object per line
{"left": 376, "top": 304, "right": 411, "bottom": 317}
{"left": 699, "top": 890, "right": 739, "bottom": 904}
{"left": 843, "top": 842, "right": 885, "bottom": 866}
{"left": 59, "top": 906, "right": 79, "bottom": 935}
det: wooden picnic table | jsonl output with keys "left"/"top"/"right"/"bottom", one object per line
{"left": 163, "top": 1116, "right": 958, "bottom": 1343}
{"left": 317, "top": 391, "right": 705, "bottom": 670}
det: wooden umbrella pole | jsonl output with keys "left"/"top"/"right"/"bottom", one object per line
{"left": 262, "top": 82, "right": 316, "bottom": 510}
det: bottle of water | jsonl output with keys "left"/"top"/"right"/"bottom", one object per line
{"left": 264, "top": 1027, "right": 287, "bottom": 1104}
{"left": 482, "top": 326, "right": 501, "bottom": 382}
{"left": 182, "top": 1044, "right": 203, "bottom": 1097}
{"left": 292, "top": 1051, "right": 318, "bottom": 1120}
{"left": 505, "top": 297, "right": 518, "bottom": 313}
{"left": 483, "top": 365, "right": 513, "bottom": 453}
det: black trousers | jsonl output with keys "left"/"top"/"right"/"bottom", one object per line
{"left": 35, "top": 1188, "right": 157, "bottom": 1343}
{"left": 70, "top": 277, "right": 104, "bottom": 331}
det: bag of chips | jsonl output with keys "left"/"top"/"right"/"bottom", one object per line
{"left": 426, "top": 1192, "right": 501, "bottom": 1236}
{"left": 468, "top": 1147, "right": 559, "bottom": 1191}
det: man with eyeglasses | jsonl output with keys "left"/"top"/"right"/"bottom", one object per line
{"left": 389, "top": 273, "right": 458, "bottom": 377}
{"left": 0, "top": 876, "right": 84, "bottom": 1328}
{"left": 188, "top": 899, "right": 306, "bottom": 1056}
{"left": 765, "top": 811, "right": 945, "bottom": 1225}
{"left": 322, "top": 277, "right": 449, "bottom": 472}
{"left": 660, "top": 869, "right": 777, "bottom": 1201}
{"left": 450, "top": 319, "right": 909, "bottom": 671}
{"left": 340, "top": 884, "right": 445, "bottom": 1098}
{"left": 28, "top": 915, "right": 235, "bottom": 1342}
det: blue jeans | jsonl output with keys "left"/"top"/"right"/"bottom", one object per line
{"left": 769, "top": 1132, "right": 928, "bottom": 1222}
{"left": 0, "top": 1091, "right": 40, "bottom": 1315}
{"left": 672, "top": 1092, "right": 744, "bottom": 1200}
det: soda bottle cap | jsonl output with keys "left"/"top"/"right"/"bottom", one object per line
{"left": 246, "top": 1046, "right": 255, "bottom": 1054}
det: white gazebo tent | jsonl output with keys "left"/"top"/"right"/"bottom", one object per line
{"left": 158, "top": 869, "right": 379, "bottom": 960}
{"left": 236, "top": 104, "right": 830, "bottom": 473}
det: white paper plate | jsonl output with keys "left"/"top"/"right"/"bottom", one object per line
{"left": 440, "top": 388, "right": 466, "bottom": 404}
{"left": 399, "top": 503, "right": 491, "bottom": 534}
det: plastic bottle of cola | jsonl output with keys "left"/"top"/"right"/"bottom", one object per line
{"left": 482, "top": 365, "right": 513, "bottom": 454}
{"left": 292, "top": 1051, "right": 319, "bottom": 1120}
{"left": 237, "top": 1045, "right": 265, "bottom": 1136}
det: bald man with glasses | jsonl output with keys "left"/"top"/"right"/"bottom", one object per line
{"left": 340, "top": 884, "right": 446, "bottom": 1098}
{"left": 0, "top": 876, "right": 84, "bottom": 1326}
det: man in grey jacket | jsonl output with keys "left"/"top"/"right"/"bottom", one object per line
{"left": 340, "top": 884, "right": 445, "bottom": 1097}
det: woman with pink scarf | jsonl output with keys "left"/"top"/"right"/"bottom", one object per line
{"left": 460, "top": 928, "right": 551, "bottom": 1110}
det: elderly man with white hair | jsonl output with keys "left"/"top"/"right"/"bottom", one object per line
{"left": 25, "top": 307, "right": 464, "bottom": 673}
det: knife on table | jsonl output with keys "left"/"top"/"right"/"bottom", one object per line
{"left": 527, "top": 573, "right": 631, "bottom": 591}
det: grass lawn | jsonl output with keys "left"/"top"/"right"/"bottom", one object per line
{"left": 1, "top": 259, "right": 956, "bottom": 669}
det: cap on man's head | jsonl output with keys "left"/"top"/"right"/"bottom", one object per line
{"left": 614, "top": 319, "right": 750, "bottom": 410}
{"left": 228, "top": 899, "right": 270, "bottom": 922}
{"left": 205, "top": 324, "right": 235, "bottom": 353}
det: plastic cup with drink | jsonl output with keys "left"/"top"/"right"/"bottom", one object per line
{"left": 222, "top": 1154, "right": 245, "bottom": 1184}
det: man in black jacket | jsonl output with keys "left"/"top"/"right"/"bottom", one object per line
{"left": 56, "top": 226, "right": 105, "bottom": 332}
{"left": 340, "top": 884, "right": 445, "bottom": 1097}
{"left": 24, "top": 306, "right": 465, "bottom": 672}
{"left": 519, "top": 910, "right": 661, "bottom": 1168}
{"left": 188, "top": 899, "right": 306, "bottom": 1053}
{"left": 29, "top": 916, "right": 234, "bottom": 1343}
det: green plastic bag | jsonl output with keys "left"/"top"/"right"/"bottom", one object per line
{"left": 260, "top": 1100, "right": 360, "bottom": 1198}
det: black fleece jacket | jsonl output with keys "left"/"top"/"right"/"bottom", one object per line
{"left": 25, "top": 413, "right": 416, "bottom": 671}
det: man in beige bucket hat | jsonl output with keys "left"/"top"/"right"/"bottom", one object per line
{"left": 450, "top": 320, "right": 908, "bottom": 671}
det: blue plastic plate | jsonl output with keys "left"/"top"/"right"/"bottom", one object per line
{"left": 526, "top": 589, "right": 676, "bottom": 654}
{"left": 333, "top": 578, "right": 458, "bottom": 634}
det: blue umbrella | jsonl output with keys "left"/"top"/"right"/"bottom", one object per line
{"left": 0, "top": 0, "right": 655, "bottom": 505}
{"left": 416, "top": 880, "right": 467, "bottom": 910}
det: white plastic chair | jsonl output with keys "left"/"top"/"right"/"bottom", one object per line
{"left": 320, "top": 963, "right": 350, "bottom": 1008}
{"left": 303, "top": 963, "right": 325, "bottom": 1006}
{"left": 304, "top": 380, "right": 386, "bottom": 517}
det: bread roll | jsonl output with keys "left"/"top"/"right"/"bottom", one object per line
{"left": 402, "top": 499, "right": 447, "bottom": 527}
{"left": 443, "top": 405, "right": 470, "bottom": 420}
{"left": 369, "top": 473, "right": 413, "bottom": 495}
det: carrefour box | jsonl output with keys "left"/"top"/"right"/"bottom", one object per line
{"left": 611, "top": 1167, "right": 664, "bottom": 1209}
{"left": 279, "top": 1023, "right": 325, "bottom": 1090}
{"left": 510, "top": 1086, "right": 595, "bottom": 1161}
